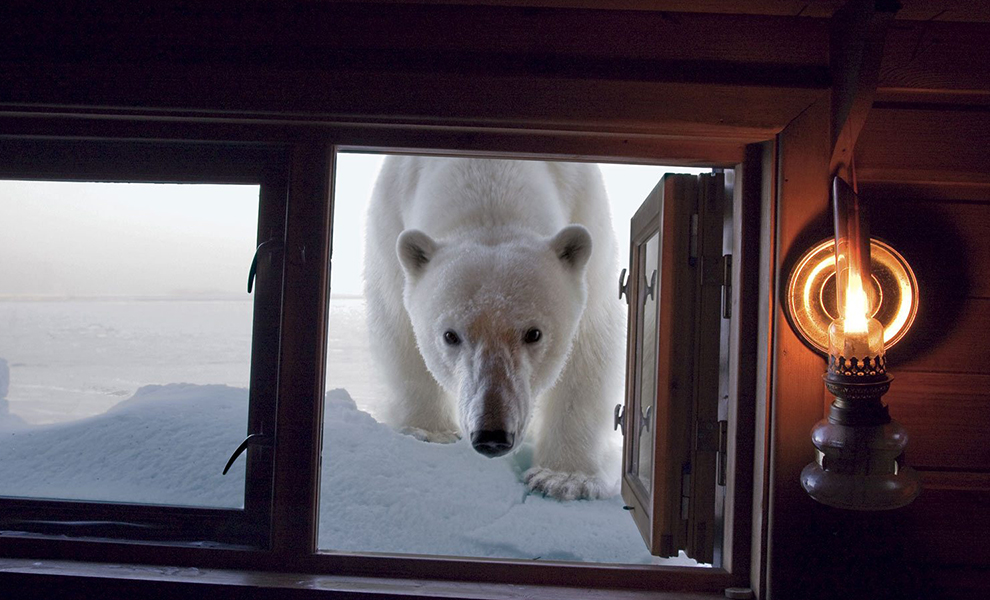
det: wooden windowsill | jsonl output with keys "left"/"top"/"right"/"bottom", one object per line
{"left": 0, "top": 557, "right": 730, "bottom": 600}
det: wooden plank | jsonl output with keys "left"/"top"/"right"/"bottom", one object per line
{"left": 869, "top": 198, "right": 990, "bottom": 299}
{"left": 0, "top": 63, "right": 823, "bottom": 141}
{"left": 879, "top": 21, "right": 990, "bottom": 95}
{"left": 270, "top": 143, "right": 334, "bottom": 555}
{"left": 856, "top": 107, "right": 990, "bottom": 185}
{"left": 749, "top": 140, "right": 777, "bottom": 598}
{"left": 0, "top": 556, "right": 728, "bottom": 600}
{"left": 891, "top": 298, "right": 990, "bottom": 376}
{"left": 899, "top": 483, "right": 990, "bottom": 567}
{"left": 686, "top": 173, "right": 726, "bottom": 564}
{"left": 883, "top": 372, "right": 990, "bottom": 471}
{"left": 334, "top": 1, "right": 990, "bottom": 22}
{"left": 653, "top": 175, "right": 700, "bottom": 557}
{"left": 2, "top": 4, "right": 828, "bottom": 68}
{"left": 922, "top": 470, "right": 990, "bottom": 491}
{"left": 620, "top": 181, "right": 664, "bottom": 554}
{"left": 0, "top": 113, "right": 747, "bottom": 167}
{"left": 859, "top": 180, "right": 990, "bottom": 202}
{"left": 764, "top": 95, "right": 834, "bottom": 600}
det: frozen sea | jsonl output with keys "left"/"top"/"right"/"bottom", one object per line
{"left": 0, "top": 297, "right": 693, "bottom": 566}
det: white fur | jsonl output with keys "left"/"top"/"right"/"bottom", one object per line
{"left": 364, "top": 157, "right": 624, "bottom": 500}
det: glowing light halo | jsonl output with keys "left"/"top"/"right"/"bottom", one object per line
{"left": 786, "top": 238, "right": 918, "bottom": 354}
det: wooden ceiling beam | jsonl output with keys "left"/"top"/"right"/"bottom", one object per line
{"left": 328, "top": 1, "right": 990, "bottom": 23}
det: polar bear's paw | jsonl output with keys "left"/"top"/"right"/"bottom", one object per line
{"left": 523, "top": 467, "right": 617, "bottom": 501}
{"left": 400, "top": 427, "right": 461, "bottom": 444}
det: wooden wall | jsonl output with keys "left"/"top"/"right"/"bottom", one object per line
{"left": 857, "top": 21, "right": 990, "bottom": 593}
{"left": 763, "top": 15, "right": 990, "bottom": 599}
{"left": 855, "top": 98, "right": 990, "bottom": 594}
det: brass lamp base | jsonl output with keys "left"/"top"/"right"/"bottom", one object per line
{"left": 801, "top": 374, "right": 921, "bottom": 510}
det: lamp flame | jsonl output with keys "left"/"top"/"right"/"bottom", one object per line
{"left": 844, "top": 266, "right": 870, "bottom": 334}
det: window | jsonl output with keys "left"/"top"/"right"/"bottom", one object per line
{"left": 0, "top": 133, "right": 756, "bottom": 595}
{"left": 0, "top": 139, "right": 289, "bottom": 545}
{"left": 318, "top": 151, "right": 733, "bottom": 567}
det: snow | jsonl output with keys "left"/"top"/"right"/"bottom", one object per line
{"left": 0, "top": 377, "right": 693, "bottom": 564}
{"left": 320, "top": 389, "right": 669, "bottom": 563}
{"left": 0, "top": 383, "right": 247, "bottom": 507}
{"left": 0, "top": 357, "right": 8, "bottom": 398}
{"left": 0, "top": 298, "right": 699, "bottom": 565}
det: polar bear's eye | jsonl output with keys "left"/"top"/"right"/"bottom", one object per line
{"left": 523, "top": 328, "right": 542, "bottom": 344}
{"left": 443, "top": 330, "right": 461, "bottom": 346}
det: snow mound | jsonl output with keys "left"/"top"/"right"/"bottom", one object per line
{"left": 320, "top": 388, "right": 658, "bottom": 563}
{"left": 0, "top": 384, "right": 672, "bottom": 564}
{"left": 0, "top": 383, "right": 248, "bottom": 506}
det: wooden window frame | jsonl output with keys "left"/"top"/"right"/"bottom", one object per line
{"left": 0, "top": 115, "right": 767, "bottom": 597}
{"left": 0, "top": 137, "right": 290, "bottom": 548}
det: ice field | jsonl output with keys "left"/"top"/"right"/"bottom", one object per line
{"left": 0, "top": 297, "right": 696, "bottom": 565}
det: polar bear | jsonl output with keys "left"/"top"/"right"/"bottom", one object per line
{"left": 364, "top": 156, "right": 624, "bottom": 500}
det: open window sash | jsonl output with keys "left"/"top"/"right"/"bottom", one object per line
{"left": 619, "top": 172, "right": 728, "bottom": 564}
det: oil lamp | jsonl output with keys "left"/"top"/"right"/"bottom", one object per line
{"left": 800, "top": 177, "right": 920, "bottom": 510}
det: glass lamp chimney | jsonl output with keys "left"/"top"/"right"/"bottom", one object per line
{"left": 828, "top": 177, "right": 886, "bottom": 379}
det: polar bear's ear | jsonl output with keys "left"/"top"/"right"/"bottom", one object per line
{"left": 550, "top": 225, "right": 592, "bottom": 272}
{"left": 397, "top": 229, "right": 438, "bottom": 277}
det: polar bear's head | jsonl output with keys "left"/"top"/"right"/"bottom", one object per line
{"left": 397, "top": 225, "right": 592, "bottom": 458}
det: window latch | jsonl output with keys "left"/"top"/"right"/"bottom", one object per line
{"left": 247, "top": 237, "right": 283, "bottom": 293}
{"left": 223, "top": 432, "right": 273, "bottom": 475}
{"left": 639, "top": 404, "right": 653, "bottom": 435}
{"left": 614, "top": 403, "right": 625, "bottom": 433}
{"left": 618, "top": 268, "right": 629, "bottom": 303}
{"left": 643, "top": 269, "right": 657, "bottom": 302}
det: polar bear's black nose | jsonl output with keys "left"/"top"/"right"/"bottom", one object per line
{"left": 471, "top": 430, "right": 515, "bottom": 457}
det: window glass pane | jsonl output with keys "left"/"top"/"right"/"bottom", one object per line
{"left": 635, "top": 232, "right": 660, "bottom": 494}
{"left": 320, "top": 153, "right": 706, "bottom": 565}
{"left": 0, "top": 181, "right": 259, "bottom": 508}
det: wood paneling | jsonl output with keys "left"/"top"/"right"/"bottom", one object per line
{"left": 764, "top": 95, "right": 834, "bottom": 600}
{"left": 851, "top": 40, "right": 990, "bottom": 584}
{"left": 1, "top": 3, "right": 831, "bottom": 142}
{"left": 335, "top": 1, "right": 990, "bottom": 23}
{"left": 871, "top": 198, "right": 990, "bottom": 298}
{"left": 856, "top": 107, "right": 990, "bottom": 186}
{"left": 900, "top": 482, "right": 990, "bottom": 567}
{"left": 2, "top": 3, "right": 828, "bottom": 68}
{"left": 879, "top": 20, "right": 990, "bottom": 97}
{"left": 0, "top": 556, "right": 733, "bottom": 600}
{"left": 894, "top": 298, "right": 990, "bottom": 375}
{"left": 0, "top": 114, "right": 747, "bottom": 167}
{"left": 884, "top": 371, "right": 990, "bottom": 471}
{"left": 0, "top": 64, "right": 823, "bottom": 142}
{"left": 860, "top": 197, "right": 990, "bottom": 470}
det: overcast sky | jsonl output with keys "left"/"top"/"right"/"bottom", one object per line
{"left": 0, "top": 155, "right": 705, "bottom": 299}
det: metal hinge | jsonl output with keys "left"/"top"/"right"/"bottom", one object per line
{"left": 721, "top": 254, "right": 733, "bottom": 319}
{"left": 680, "top": 463, "right": 691, "bottom": 520}
{"left": 688, "top": 213, "right": 699, "bottom": 264}
{"left": 717, "top": 419, "right": 728, "bottom": 486}
{"left": 697, "top": 419, "right": 729, "bottom": 486}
